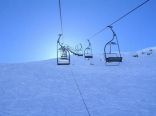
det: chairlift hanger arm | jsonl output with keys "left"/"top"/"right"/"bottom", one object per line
{"left": 104, "top": 26, "right": 120, "bottom": 54}
{"left": 104, "top": 26, "right": 116, "bottom": 46}
{"left": 87, "top": 39, "right": 91, "bottom": 47}
{"left": 107, "top": 26, "right": 116, "bottom": 36}
{"left": 57, "top": 34, "right": 67, "bottom": 51}
{"left": 57, "top": 34, "right": 63, "bottom": 46}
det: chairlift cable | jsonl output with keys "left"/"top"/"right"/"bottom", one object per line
{"left": 109, "top": 0, "right": 150, "bottom": 26}
{"left": 58, "top": 0, "right": 63, "bottom": 35}
{"left": 86, "top": 0, "right": 150, "bottom": 40}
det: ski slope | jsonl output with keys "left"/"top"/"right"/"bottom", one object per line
{"left": 0, "top": 47, "right": 156, "bottom": 116}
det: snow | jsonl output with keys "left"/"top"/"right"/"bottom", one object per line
{"left": 0, "top": 47, "right": 156, "bottom": 116}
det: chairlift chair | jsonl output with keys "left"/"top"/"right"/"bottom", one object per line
{"left": 57, "top": 47, "right": 70, "bottom": 65}
{"left": 84, "top": 47, "right": 93, "bottom": 58}
{"left": 84, "top": 40, "right": 93, "bottom": 59}
{"left": 57, "top": 34, "right": 70, "bottom": 65}
{"left": 104, "top": 26, "right": 122, "bottom": 65}
{"left": 75, "top": 43, "right": 83, "bottom": 56}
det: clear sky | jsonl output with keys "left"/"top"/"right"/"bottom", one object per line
{"left": 0, "top": 0, "right": 155, "bottom": 63}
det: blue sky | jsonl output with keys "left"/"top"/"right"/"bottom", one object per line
{"left": 0, "top": 0, "right": 155, "bottom": 63}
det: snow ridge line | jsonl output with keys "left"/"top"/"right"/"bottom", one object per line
{"left": 70, "top": 69, "right": 91, "bottom": 116}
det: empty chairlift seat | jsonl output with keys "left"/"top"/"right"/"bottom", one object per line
{"left": 104, "top": 26, "right": 122, "bottom": 65}
{"left": 57, "top": 47, "right": 70, "bottom": 65}
{"left": 84, "top": 47, "right": 93, "bottom": 58}
{"left": 57, "top": 34, "right": 70, "bottom": 65}
{"left": 84, "top": 40, "right": 93, "bottom": 59}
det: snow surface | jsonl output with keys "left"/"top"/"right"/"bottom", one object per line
{"left": 0, "top": 48, "right": 156, "bottom": 116}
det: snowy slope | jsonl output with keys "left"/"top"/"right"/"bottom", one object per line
{"left": 0, "top": 47, "right": 156, "bottom": 116}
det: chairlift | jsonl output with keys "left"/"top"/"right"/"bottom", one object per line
{"left": 57, "top": 34, "right": 70, "bottom": 65}
{"left": 104, "top": 26, "right": 122, "bottom": 65}
{"left": 75, "top": 43, "right": 83, "bottom": 56}
{"left": 84, "top": 40, "right": 93, "bottom": 59}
